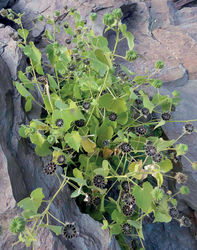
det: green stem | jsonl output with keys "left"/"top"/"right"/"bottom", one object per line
{"left": 48, "top": 211, "right": 66, "bottom": 226}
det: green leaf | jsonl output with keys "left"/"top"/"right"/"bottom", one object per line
{"left": 127, "top": 220, "right": 142, "bottom": 229}
{"left": 120, "top": 24, "right": 127, "bottom": 34}
{"left": 175, "top": 144, "right": 188, "bottom": 156}
{"left": 111, "top": 210, "right": 125, "bottom": 224}
{"left": 14, "top": 81, "right": 35, "bottom": 100}
{"left": 25, "top": 98, "right": 32, "bottom": 112}
{"left": 133, "top": 182, "right": 153, "bottom": 213}
{"left": 94, "top": 49, "right": 112, "bottom": 68}
{"left": 81, "top": 138, "right": 96, "bottom": 153}
{"left": 73, "top": 168, "right": 83, "bottom": 179}
{"left": 35, "top": 142, "right": 51, "bottom": 156}
{"left": 19, "top": 125, "right": 29, "bottom": 138}
{"left": 30, "top": 188, "right": 45, "bottom": 208}
{"left": 180, "top": 186, "right": 190, "bottom": 195}
{"left": 41, "top": 224, "right": 62, "bottom": 235}
{"left": 154, "top": 197, "right": 171, "bottom": 223}
{"left": 125, "top": 32, "right": 134, "bottom": 50}
{"left": 47, "top": 74, "right": 58, "bottom": 90}
{"left": 69, "top": 177, "right": 86, "bottom": 186}
{"left": 120, "top": 65, "right": 135, "bottom": 76}
{"left": 23, "top": 42, "right": 44, "bottom": 75}
{"left": 99, "top": 94, "right": 127, "bottom": 113}
{"left": 64, "top": 131, "right": 82, "bottom": 152}
{"left": 18, "top": 188, "right": 44, "bottom": 218}
{"left": 154, "top": 119, "right": 166, "bottom": 129}
{"left": 159, "top": 159, "right": 173, "bottom": 173}
{"left": 17, "top": 28, "right": 29, "bottom": 40}
{"left": 44, "top": 30, "right": 54, "bottom": 41}
{"left": 154, "top": 138, "right": 175, "bottom": 152}
{"left": 88, "top": 50, "right": 108, "bottom": 76}
{"left": 101, "top": 220, "right": 108, "bottom": 230}
{"left": 102, "top": 160, "right": 109, "bottom": 176}
{"left": 110, "top": 223, "right": 122, "bottom": 235}
{"left": 18, "top": 71, "right": 34, "bottom": 90}
{"left": 140, "top": 91, "right": 154, "bottom": 113}
{"left": 70, "top": 189, "right": 81, "bottom": 198}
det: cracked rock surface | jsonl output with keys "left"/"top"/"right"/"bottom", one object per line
{"left": 0, "top": 0, "right": 197, "bottom": 249}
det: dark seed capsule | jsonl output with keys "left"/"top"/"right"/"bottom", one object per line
{"left": 75, "top": 119, "right": 85, "bottom": 127}
{"left": 43, "top": 161, "right": 57, "bottom": 175}
{"left": 65, "top": 38, "right": 71, "bottom": 44}
{"left": 83, "top": 59, "right": 90, "bottom": 65}
{"left": 161, "top": 112, "right": 171, "bottom": 121}
{"left": 82, "top": 102, "right": 90, "bottom": 110}
{"left": 109, "top": 112, "right": 117, "bottom": 121}
{"left": 121, "top": 143, "right": 132, "bottom": 153}
{"left": 184, "top": 123, "right": 194, "bottom": 134}
{"left": 62, "top": 222, "right": 78, "bottom": 239}
{"left": 93, "top": 175, "right": 106, "bottom": 189}
{"left": 55, "top": 119, "right": 64, "bottom": 127}
{"left": 121, "top": 223, "right": 132, "bottom": 235}
{"left": 68, "top": 64, "right": 76, "bottom": 71}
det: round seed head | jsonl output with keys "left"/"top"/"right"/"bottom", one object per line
{"left": 121, "top": 223, "right": 132, "bottom": 235}
{"left": 43, "top": 161, "right": 57, "bottom": 175}
{"left": 62, "top": 222, "right": 78, "bottom": 239}
{"left": 175, "top": 172, "right": 188, "bottom": 184}
{"left": 55, "top": 119, "right": 64, "bottom": 127}
{"left": 152, "top": 153, "right": 162, "bottom": 163}
{"left": 68, "top": 64, "right": 76, "bottom": 71}
{"left": 135, "top": 99, "right": 143, "bottom": 105}
{"left": 65, "top": 38, "right": 71, "bottom": 44}
{"left": 109, "top": 112, "right": 117, "bottom": 121}
{"left": 10, "top": 216, "right": 26, "bottom": 234}
{"left": 121, "top": 143, "right": 132, "bottom": 153}
{"left": 75, "top": 119, "right": 85, "bottom": 127}
{"left": 179, "top": 216, "right": 191, "bottom": 227}
{"left": 184, "top": 123, "right": 194, "bottom": 134}
{"left": 145, "top": 145, "right": 157, "bottom": 156}
{"left": 93, "top": 175, "right": 106, "bottom": 189}
{"left": 122, "top": 193, "right": 136, "bottom": 206}
{"left": 82, "top": 102, "right": 90, "bottom": 110}
{"left": 142, "top": 107, "right": 150, "bottom": 116}
{"left": 57, "top": 155, "right": 66, "bottom": 164}
{"left": 83, "top": 59, "right": 90, "bottom": 65}
{"left": 102, "top": 139, "right": 110, "bottom": 147}
{"left": 161, "top": 112, "right": 171, "bottom": 121}
{"left": 136, "top": 126, "right": 147, "bottom": 136}
{"left": 121, "top": 181, "right": 131, "bottom": 192}
{"left": 122, "top": 204, "right": 134, "bottom": 216}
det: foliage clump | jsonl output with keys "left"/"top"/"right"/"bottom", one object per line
{"left": 1, "top": 6, "right": 196, "bottom": 250}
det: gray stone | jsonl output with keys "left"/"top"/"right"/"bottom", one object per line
{"left": 0, "top": 0, "right": 9, "bottom": 10}
{"left": 143, "top": 221, "right": 197, "bottom": 250}
{"left": 160, "top": 80, "right": 197, "bottom": 211}
{"left": 0, "top": 26, "right": 23, "bottom": 80}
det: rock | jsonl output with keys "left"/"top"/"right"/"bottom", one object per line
{"left": 160, "top": 80, "right": 197, "bottom": 211}
{"left": 143, "top": 220, "right": 197, "bottom": 250}
{"left": 0, "top": 0, "right": 9, "bottom": 10}
{"left": 152, "top": 26, "right": 197, "bottom": 79}
{"left": 0, "top": 145, "right": 15, "bottom": 213}
{"left": 0, "top": 26, "right": 23, "bottom": 80}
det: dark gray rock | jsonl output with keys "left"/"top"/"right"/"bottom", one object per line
{"left": 143, "top": 221, "right": 197, "bottom": 250}
{"left": 0, "top": 0, "right": 9, "bottom": 10}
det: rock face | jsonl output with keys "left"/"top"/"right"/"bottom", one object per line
{"left": 0, "top": 0, "right": 197, "bottom": 249}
